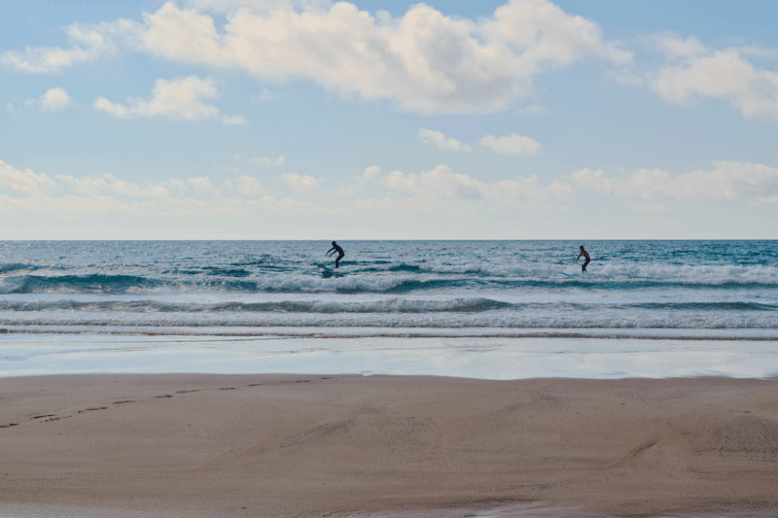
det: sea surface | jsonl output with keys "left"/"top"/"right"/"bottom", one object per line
{"left": 1, "top": 240, "right": 777, "bottom": 378}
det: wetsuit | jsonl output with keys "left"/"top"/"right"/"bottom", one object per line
{"left": 327, "top": 242, "right": 345, "bottom": 268}
{"left": 578, "top": 247, "right": 590, "bottom": 272}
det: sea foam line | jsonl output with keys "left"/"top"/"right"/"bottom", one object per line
{"left": 2, "top": 326, "right": 778, "bottom": 341}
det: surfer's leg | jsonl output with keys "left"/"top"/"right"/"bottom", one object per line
{"left": 582, "top": 259, "right": 590, "bottom": 272}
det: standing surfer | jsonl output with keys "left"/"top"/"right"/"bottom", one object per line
{"left": 326, "top": 241, "right": 345, "bottom": 268}
{"left": 577, "top": 245, "right": 590, "bottom": 272}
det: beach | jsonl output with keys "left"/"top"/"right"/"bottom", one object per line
{"left": 5, "top": 0, "right": 778, "bottom": 507}
{"left": 2, "top": 240, "right": 778, "bottom": 516}
{"left": 2, "top": 373, "right": 777, "bottom": 517}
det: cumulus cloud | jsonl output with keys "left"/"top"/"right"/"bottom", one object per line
{"left": 572, "top": 161, "right": 778, "bottom": 203}
{"left": 0, "top": 160, "right": 56, "bottom": 194}
{"left": 0, "top": 23, "right": 119, "bottom": 74}
{"left": 236, "top": 175, "right": 263, "bottom": 195}
{"left": 418, "top": 129, "right": 471, "bottom": 152}
{"left": 188, "top": 176, "right": 215, "bottom": 191}
{"left": 1, "top": 161, "right": 269, "bottom": 208}
{"left": 648, "top": 35, "right": 778, "bottom": 120}
{"left": 359, "top": 164, "right": 571, "bottom": 205}
{"left": 480, "top": 133, "right": 540, "bottom": 155}
{"left": 93, "top": 76, "right": 245, "bottom": 125}
{"left": 221, "top": 115, "right": 247, "bottom": 126}
{"left": 7, "top": 0, "right": 630, "bottom": 114}
{"left": 373, "top": 164, "right": 485, "bottom": 199}
{"left": 145, "top": 0, "right": 630, "bottom": 113}
{"left": 25, "top": 87, "right": 73, "bottom": 111}
{"left": 281, "top": 172, "right": 318, "bottom": 192}
{"left": 419, "top": 129, "right": 541, "bottom": 155}
{"left": 56, "top": 173, "right": 169, "bottom": 198}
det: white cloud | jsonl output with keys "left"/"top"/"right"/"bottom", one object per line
{"left": 12, "top": 0, "right": 630, "bottom": 114}
{"left": 418, "top": 164, "right": 484, "bottom": 199}
{"left": 55, "top": 173, "right": 169, "bottom": 198}
{"left": 281, "top": 172, "right": 318, "bottom": 192}
{"left": 479, "top": 133, "right": 540, "bottom": 156}
{"left": 221, "top": 114, "right": 247, "bottom": 126}
{"left": 359, "top": 164, "right": 570, "bottom": 205}
{"left": 93, "top": 76, "right": 244, "bottom": 125}
{"left": 548, "top": 179, "right": 573, "bottom": 199}
{"left": 249, "top": 156, "right": 285, "bottom": 166}
{"left": 236, "top": 175, "right": 263, "bottom": 195}
{"left": 25, "top": 87, "right": 73, "bottom": 111}
{"left": 649, "top": 35, "right": 778, "bottom": 120}
{"left": 418, "top": 129, "right": 540, "bottom": 155}
{"left": 0, "top": 24, "right": 118, "bottom": 74}
{"left": 0, "top": 160, "right": 56, "bottom": 194}
{"left": 570, "top": 167, "right": 615, "bottom": 194}
{"left": 188, "top": 176, "right": 214, "bottom": 191}
{"left": 418, "top": 128, "right": 471, "bottom": 152}
{"left": 3, "top": 156, "right": 778, "bottom": 239}
{"left": 653, "top": 34, "right": 707, "bottom": 60}
{"left": 572, "top": 161, "right": 778, "bottom": 203}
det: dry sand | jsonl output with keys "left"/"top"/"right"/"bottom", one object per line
{"left": 1, "top": 374, "right": 777, "bottom": 517}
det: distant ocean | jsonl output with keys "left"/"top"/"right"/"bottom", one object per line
{"left": 2, "top": 240, "right": 777, "bottom": 378}
{"left": 2, "top": 240, "right": 777, "bottom": 337}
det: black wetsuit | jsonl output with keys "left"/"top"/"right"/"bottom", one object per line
{"left": 327, "top": 242, "right": 345, "bottom": 268}
{"left": 578, "top": 248, "right": 590, "bottom": 272}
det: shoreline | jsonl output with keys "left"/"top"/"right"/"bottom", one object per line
{"left": 2, "top": 373, "right": 777, "bottom": 517}
{"left": 3, "top": 333, "right": 778, "bottom": 380}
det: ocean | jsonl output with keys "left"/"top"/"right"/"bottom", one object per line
{"left": 1, "top": 240, "right": 777, "bottom": 378}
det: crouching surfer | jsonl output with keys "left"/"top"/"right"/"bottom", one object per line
{"left": 326, "top": 241, "right": 345, "bottom": 268}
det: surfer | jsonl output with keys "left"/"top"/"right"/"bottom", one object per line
{"left": 576, "top": 245, "right": 590, "bottom": 272}
{"left": 326, "top": 241, "right": 345, "bottom": 268}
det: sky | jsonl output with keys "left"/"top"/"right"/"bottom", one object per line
{"left": 2, "top": 0, "right": 778, "bottom": 240}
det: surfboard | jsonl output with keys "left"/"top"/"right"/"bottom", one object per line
{"left": 317, "top": 263, "right": 335, "bottom": 277}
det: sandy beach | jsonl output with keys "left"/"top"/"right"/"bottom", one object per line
{"left": 1, "top": 374, "right": 777, "bottom": 517}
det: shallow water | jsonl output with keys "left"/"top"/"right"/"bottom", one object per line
{"left": 2, "top": 332, "right": 776, "bottom": 379}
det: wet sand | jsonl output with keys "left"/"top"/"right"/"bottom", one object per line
{"left": 1, "top": 374, "right": 777, "bottom": 517}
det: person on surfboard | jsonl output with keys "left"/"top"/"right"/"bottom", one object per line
{"left": 326, "top": 241, "right": 345, "bottom": 268}
{"left": 576, "top": 245, "right": 590, "bottom": 272}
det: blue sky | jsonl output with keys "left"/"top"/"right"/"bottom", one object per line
{"left": 2, "top": 0, "right": 778, "bottom": 239}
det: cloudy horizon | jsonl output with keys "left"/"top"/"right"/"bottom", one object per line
{"left": 2, "top": 0, "right": 778, "bottom": 239}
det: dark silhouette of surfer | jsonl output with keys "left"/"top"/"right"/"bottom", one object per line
{"left": 326, "top": 241, "right": 345, "bottom": 268}
{"left": 577, "top": 245, "right": 590, "bottom": 272}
